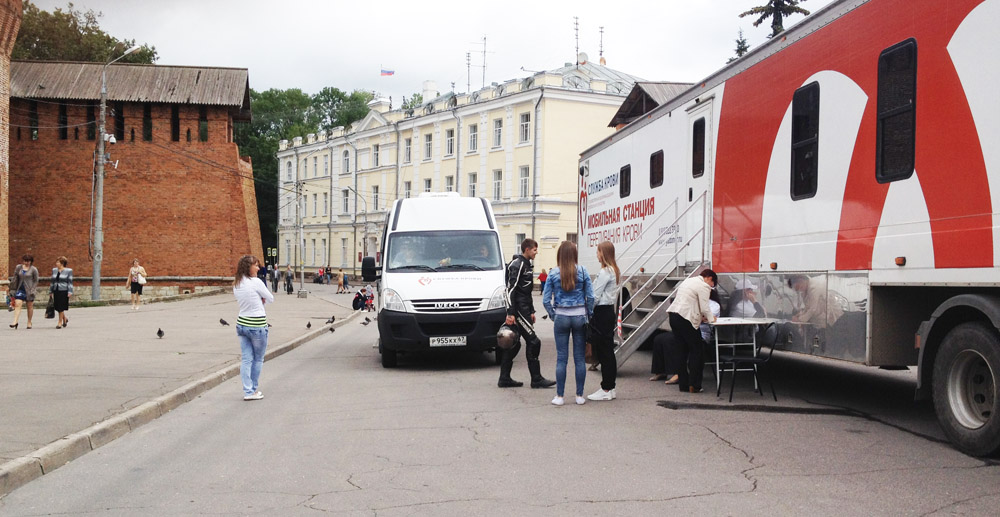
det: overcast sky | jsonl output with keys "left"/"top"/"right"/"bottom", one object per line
{"left": 32, "top": 0, "right": 836, "bottom": 104}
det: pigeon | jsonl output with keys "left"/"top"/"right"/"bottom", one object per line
{"left": 156, "top": 328, "right": 164, "bottom": 339}
{"left": 364, "top": 317, "right": 372, "bottom": 323}
{"left": 267, "top": 323, "right": 272, "bottom": 328}
{"left": 325, "top": 315, "right": 336, "bottom": 324}
{"left": 306, "top": 321, "right": 312, "bottom": 329}
{"left": 220, "top": 318, "right": 230, "bottom": 326}
{"left": 360, "top": 320, "right": 370, "bottom": 326}
{"left": 329, "top": 327, "right": 336, "bottom": 333}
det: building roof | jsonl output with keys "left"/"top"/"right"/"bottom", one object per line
{"left": 547, "top": 61, "right": 646, "bottom": 95}
{"left": 609, "top": 81, "right": 693, "bottom": 127}
{"left": 10, "top": 60, "right": 252, "bottom": 120}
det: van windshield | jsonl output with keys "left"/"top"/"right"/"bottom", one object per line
{"left": 386, "top": 231, "right": 502, "bottom": 272}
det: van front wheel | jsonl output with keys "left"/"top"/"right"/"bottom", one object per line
{"left": 933, "top": 322, "right": 1000, "bottom": 457}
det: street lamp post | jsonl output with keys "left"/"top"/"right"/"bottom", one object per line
{"left": 92, "top": 45, "right": 140, "bottom": 301}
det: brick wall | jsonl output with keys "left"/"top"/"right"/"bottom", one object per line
{"left": 0, "top": 0, "right": 21, "bottom": 284}
{"left": 8, "top": 100, "right": 263, "bottom": 283}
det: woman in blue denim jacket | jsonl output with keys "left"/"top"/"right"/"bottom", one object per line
{"left": 542, "top": 241, "right": 595, "bottom": 406}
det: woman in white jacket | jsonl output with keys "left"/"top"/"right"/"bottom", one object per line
{"left": 233, "top": 255, "right": 275, "bottom": 401}
{"left": 587, "top": 241, "right": 621, "bottom": 401}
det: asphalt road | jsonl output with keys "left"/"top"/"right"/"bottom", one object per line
{"left": 1, "top": 314, "right": 999, "bottom": 516}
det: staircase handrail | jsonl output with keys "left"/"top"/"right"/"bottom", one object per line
{"left": 618, "top": 196, "right": 680, "bottom": 274}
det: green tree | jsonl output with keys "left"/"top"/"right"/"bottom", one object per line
{"left": 739, "top": 0, "right": 811, "bottom": 38}
{"left": 235, "top": 88, "right": 319, "bottom": 252}
{"left": 311, "top": 88, "right": 375, "bottom": 134}
{"left": 401, "top": 93, "right": 423, "bottom": 110}
{"left": 728, "top": 29, "right": 751, "bottom": 63}
{"left": 13, "top": 1, "right": 157, "bottom": 63}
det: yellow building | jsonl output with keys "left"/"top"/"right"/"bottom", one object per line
{"left": 277, "top": 61, "right": 641, "bottom": 278}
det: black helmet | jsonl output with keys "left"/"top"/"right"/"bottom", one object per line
{"left": 496, "top": 324, "right": 518, "bottom": 350}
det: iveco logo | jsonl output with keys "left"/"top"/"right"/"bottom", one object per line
{"left": 434, "top": 302, "right": 460, "bottom": 309}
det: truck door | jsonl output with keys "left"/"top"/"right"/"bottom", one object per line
{"left": 686, "top": 99, "right": 714, "bottom": 265}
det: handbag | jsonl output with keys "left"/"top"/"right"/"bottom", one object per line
{"left": 137, "top": 274, "right": 147, "bottom": 285}
{"left": 45, "top": 294, "right": 55, "bottom": 319}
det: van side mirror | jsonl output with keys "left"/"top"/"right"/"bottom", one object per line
{"left": 361, "top": 256, "right": 380, "bottom": 282}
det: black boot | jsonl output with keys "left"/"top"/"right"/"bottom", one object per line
{"left": 498, "top": 350, "right": 522, "bottom": 388}
{"left": 528, "top": 360, "right": 555, "bottom": 388}
{"left": 498, "top": 378, "right": 523, "bottom": 388}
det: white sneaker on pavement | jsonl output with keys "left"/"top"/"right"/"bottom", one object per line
{"left": 587, "top": 388, "right": 615, "bottom": 401}
{"left": 575, "top": 395, "right": 586, "bottom": 405}
{"left": 243, "top": 391, "right": 264, "bottom": 401}
{"left": 551, "top": 396, "right": 565, "bottom": 406}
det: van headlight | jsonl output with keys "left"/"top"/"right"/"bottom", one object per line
{"left": 383, "top": 288, "right": 405, "bottom": 312}
{"left": 487, "top": 286, "right": 506, "bottom": 310}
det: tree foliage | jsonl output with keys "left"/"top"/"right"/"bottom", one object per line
{"left": 401, "top": 93, "right": 423, "bottom": 110}
{"left": 311, "top": 88, "right": 375, "bottom": 134}
{"left": 13, "top": 1, "right": 157, "bottom": 63}
{"left": 739, "top": 0, "right": 811, "bottom": 38}
{"left": 728, "top": 29, "right": 751, "bottom": 63}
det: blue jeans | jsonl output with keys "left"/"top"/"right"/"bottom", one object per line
{"left": 237, "top": 325, "right": 269, "bottom": 395}
{"left": 553, "top": 314, "right": 587, "bottom": 397}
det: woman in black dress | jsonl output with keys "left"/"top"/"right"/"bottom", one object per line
{"left": 50, "top": 256, "right": 73, "bottom": 329}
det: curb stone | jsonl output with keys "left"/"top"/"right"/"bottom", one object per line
{"left": 0, "top": 310, "right": 361, "bottom": 498}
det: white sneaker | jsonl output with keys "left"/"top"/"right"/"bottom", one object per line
{"left": 551, "top": 396, "right": 564, "bottom": 406}
{"left": 243, "top": 391, "right": 264, "bottom": 401}
{"left": 575, "top": 395, "right": 586, "bottom": 405}
{"left": 587, "top": 388, "right": 615, "bottom": 401}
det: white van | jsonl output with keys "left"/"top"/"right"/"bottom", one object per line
{"left": 362, "top": 193, "right": 507, "bottom": 367}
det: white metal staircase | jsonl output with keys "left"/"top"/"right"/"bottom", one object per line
{"left": 613, "top": 192, "right": 710, "bottom": 368}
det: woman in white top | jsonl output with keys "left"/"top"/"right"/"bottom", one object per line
{"left": 233, "top": 255, "right": 275, "bottom": 401}
{"left": 587, "top": 241, "right": 621, "bottom": 401}
{"left": 126, "top": 258, "right": 148, "bottom": 310}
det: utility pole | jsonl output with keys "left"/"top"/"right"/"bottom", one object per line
{"left": 92, "top": 45, "right": 138, "bottom": 301}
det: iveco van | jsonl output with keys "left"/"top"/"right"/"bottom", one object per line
{"left": 363, "top": 193, "right": 507, "bottom": 367}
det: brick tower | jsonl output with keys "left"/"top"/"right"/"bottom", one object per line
{"left": 0, "top": 0, "right": 20, "bottom": 283}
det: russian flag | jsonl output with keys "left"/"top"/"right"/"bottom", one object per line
{"left": 380, "top": 69, "right": 394, "bottom": 76}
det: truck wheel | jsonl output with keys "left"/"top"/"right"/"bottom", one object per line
{"left": 380, "top": 345, "right": 397, "bottom": 368}
{"left": 932, "top": 321, "right": 1000, "bottom": 457}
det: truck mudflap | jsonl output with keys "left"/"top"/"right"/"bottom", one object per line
{"left": 377, "top": 307, "right": 507, "bottom": 353}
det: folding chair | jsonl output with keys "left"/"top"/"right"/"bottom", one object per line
{"left": 716, "top": 330, "right": 778, "bottom": 402}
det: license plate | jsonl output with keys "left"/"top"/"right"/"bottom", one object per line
{"left": 429, "top": 336, "right": 466, "bottom": 347}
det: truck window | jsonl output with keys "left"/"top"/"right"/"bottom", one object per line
{"left": 386, "top": 231, "right": 502, "bottom": 272}
{"left": 692, "top": 118, "right": 705, "bottom": 178}
{"left": 791, "top": 82, "right": 820, "bottom": 200}
{"left": 620, "top": 165, "right": 631, "bottom": 198}
{"left": 650, "top": 150, "right": 664, "bottom": 188}
{"left": 876, "top": 38, "right": 917, "bottom": 183}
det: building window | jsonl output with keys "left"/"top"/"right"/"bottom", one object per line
{"left": 404, "top": 181, "right": 412, "bottom": 199}
{"left": 342, "top": 189, "right": 350, "bottom": 213}
{"left": 876, "top": 38, "right": 917, "bottom": 184}
{"left": 404, "top": 138, "right": 411, "bottom": 163}
{"left": 170, "top": 106, "right": 179, "bottom": 141}
{"left": 198, "top": 106, "right": 208, "bottom": 142}
{"left": 373, "top": 144, "right": 380, "bottom": 167}
{"left": 303, "top": 159, "right": 308, "bottom": 179}
{"left": 58, "top": 103, "right": 68, "bottom": 140}
{"left": 519, "top": 113, "right": 530, "bottom": 143}
{"left": 372, "top": 185, "right": 380, "bottom": 211}
{"left": 286, "top": 240, "right": 291, "bottom": 266}
{"left": 130, "top": 128, "right": 135, "bottom": 142}
{"left": 286, "top": 161, "right": 292, "bottom": 181}
{"left": 446, "top": 175, "right": 454, "bottom": 192}
{"left": 86, "top": 104, "right": 96, "bottom": 140}
{"left": 446, "top": 129, "right": 455, "bottom": 155}
{"left": 519, "top": 166, "right": 530, "bottom": 199}
{"left": 321, "top": 238, "right": 327, "bottom": 265}
{"left": 650, "top": 150, "right": 664, "bottom": 188}
{"left": 424, "top": 134, "right": 433, "bottom": 160}
{"left": 493, "top": 169, "right": 503, "bottom": 200}
{"left": 28, "top": 100, "right": 38, "bottom": 140}
{"left": 424, "top": 178, "right": 432, "bottom": 192}
{"left": 567, "top": 233, "right": 578, "bottom": 245}
{"left": 468, "top": 173, "right": 477, "bottom": 197}
{"left": 74, "top": 127, "right": 78, "bottom": 140}
{"left": 343, "top": 150, "right": 350, "bottom": 173}
{"left": 691, "top": 118, "right": 705, "bottom": 178}
{"left": 791, "top": 82, "right": 820, "bottom": 200}
{"left": 469, "top": 124, "right": 478, "bottom": 151}
{"left": 142, "top": 104, "right": 152, "bottom": 141}
{"left": 186, "top": 128, "right": 191, "bottom": 142}
{"left": 113, "top": 102, "right": 124, "bottom": 141}
{"left": 313, "top": 194, "right": 318, "bottom": 217}
{"left": 323, "top": 192, "right": 328, "bottom": 216}
{"left": 620, "top": 165, "right": 632, "bottom": 198}
{"left": 313, "top": 157, "right": 318, "bottom": 178}
{"left": 323, "top": 155, "right": 329, "bottom": 176}
{"left": 493, "top": 119, "right": 503, "bottom": 147}
{"left": 311, "top": 239, "right": 316, "bottom": 265}
{"left": 515, "top": 233, "right": 526, "bottom": 250}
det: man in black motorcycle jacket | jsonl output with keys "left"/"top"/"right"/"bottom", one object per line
{"left": 498, "top": 238, "right": 556, "bottom": 388}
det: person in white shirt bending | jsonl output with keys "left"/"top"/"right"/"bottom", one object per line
{"left": 233, "top": 255, "right": 275, "bottom": 401}
{"left": 665, "top": 269, "right": 718, "bottom": 393}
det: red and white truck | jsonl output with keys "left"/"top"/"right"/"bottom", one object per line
{"left": 578, "top": 0, "right": 1000, "bottom": 456}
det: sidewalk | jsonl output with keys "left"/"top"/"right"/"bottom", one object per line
{"left": 0, "top": 282, "right": 358, "bottom": 477}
